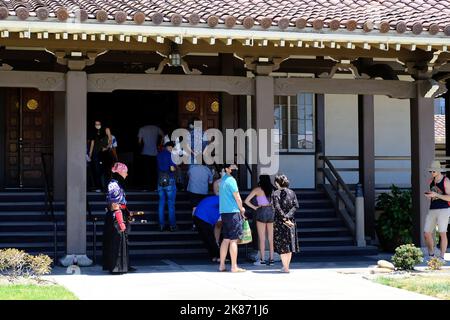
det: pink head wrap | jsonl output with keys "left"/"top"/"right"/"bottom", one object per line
{"left": 111, "top": 162, "right": 128, "bottom": 175}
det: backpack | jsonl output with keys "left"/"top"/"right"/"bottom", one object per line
{"left": 158, "top": 172, "right": 171, "bottom": 187}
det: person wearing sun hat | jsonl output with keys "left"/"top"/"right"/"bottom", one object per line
{"left": 424, "top": 160, "right": 450, "bottom": 262}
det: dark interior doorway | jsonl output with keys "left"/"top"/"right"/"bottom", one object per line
{"left": 87, "top": 90, "right": 178, "bottom": 190}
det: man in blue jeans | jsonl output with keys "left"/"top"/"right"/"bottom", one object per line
{"left": 157, "top": 141, "right": 177, "bottom": 232}
{"left": 219, "top": 164, "right": 246, "bottom": 272}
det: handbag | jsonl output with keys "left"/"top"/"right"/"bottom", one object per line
{"left": 238, "top": 219, "right": 252, "bottom": 245}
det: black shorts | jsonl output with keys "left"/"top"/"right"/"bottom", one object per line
{"left": 221, "top": 212, "right": 243, "bottom": 240}
{"left": 188, "top": 192, "right": 207, "bottom": 208}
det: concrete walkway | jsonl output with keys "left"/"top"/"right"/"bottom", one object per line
{"left": 46, "top": 255, "right": 442, "bottom": 300}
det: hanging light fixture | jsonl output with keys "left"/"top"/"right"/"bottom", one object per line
{"left": 169, "top": 43, "right": 181, "bottom": 67}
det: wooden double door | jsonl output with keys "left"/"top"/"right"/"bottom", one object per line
{"left": 4, "top": 88, "right": 53, "bottom": 188}
{"left": 178, "top": 92, "right": 220, "bottom": 130}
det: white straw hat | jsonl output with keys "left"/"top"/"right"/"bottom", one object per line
{"left": 428, "top": 160, "right": 445, "bottom": 172}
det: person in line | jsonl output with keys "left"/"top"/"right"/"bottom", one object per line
{"left": 88, "top": 120, "right": 112, "bottom": 192}
{"left": 137, "top": 122, "right": 164, "bottom": 190}
{"left": 272, "top": 174, "right": 300, "bottom": 273}
{"left": 193, "top": 179, "right": 221, "bottom": 262}
{"left": 424, "top": 160, "right": 450, "bottom": 261}
{"left": 218, "top": 164, "right": 246, "bottom": 273}
{"left": 187, "top": 164, "right": 213, "bottom": 230}
{"left": 187, "top": 117, "right": 209, "bottom": 165}
{"left": 102, "top": 162, "right": 136, "bottom": 274}
{"left": 157, "top": 141, "right": 177, "bottom": 232}
{"left": 244, "top": 175, "right": 275, "bottom": 266}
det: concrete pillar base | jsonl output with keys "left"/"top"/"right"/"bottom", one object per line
{"left": 59, "top": 254, "right": 93, "bottom": 267}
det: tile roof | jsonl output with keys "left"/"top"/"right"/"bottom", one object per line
{"left": 0, "top": 0, "right": 449, "bottom": 36}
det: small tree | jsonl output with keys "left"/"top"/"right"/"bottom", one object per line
{"left": 391, "top": 244, "right": 423, "bottom": 270}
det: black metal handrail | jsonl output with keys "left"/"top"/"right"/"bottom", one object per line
{"left": 86, "top": 198, "right": 98, "bottom": 265}
{"left": 41, "top": 152, "right": 58, "bottom": 265}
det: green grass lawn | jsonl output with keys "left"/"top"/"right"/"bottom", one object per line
{"left": 375, "top": 275, "right": 450, "bottom": 300}
{"left": 0, "top": 284, "right": 78, "bottom": 300}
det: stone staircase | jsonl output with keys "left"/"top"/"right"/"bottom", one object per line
{"left": 0, "top": 189, "right": 378, "bottom": 262}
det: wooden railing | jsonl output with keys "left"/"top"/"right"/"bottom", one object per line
{"left": 318, "top": 155, "right": 356, "bottom": 236}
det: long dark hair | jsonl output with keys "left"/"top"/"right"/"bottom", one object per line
{"left": 258, "top": 175, "right": 274, "bottom": 198}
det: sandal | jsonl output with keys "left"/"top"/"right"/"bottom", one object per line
{"left": 231, "top": 267, "right": 246, "bottom": 273}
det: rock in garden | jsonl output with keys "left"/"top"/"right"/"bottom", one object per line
{"left": 377, "top": 260, "right": 395, "bottom": 270}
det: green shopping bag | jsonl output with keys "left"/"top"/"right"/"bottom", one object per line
{"left": 238, "top": 219, "right": 252, "bottom": 245}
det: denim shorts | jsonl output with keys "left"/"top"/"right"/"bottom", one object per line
{"left": 255, "top": 206, "right": 274, "bottom": 223}
{"left": 221, "top": 212, "right": 243, "bottom": 240}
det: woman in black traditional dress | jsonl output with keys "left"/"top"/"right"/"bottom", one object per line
{"left": 102, "top": 162, "right": 131, "bottom": 274}
{"left": 272, "top": 175, "right": 300, "bottom": 273}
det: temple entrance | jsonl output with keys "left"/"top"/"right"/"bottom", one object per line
{"left": 87, "top": 90, "right": 220, "bottom": 190}
{"left": 3, "top": 88, "right": 53, "bottom": 188}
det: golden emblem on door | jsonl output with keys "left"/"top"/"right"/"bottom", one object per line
{"left": 185, "top": 100, "right": 196, "bottom": 112}
{"left": 26, "top": 99, "right": 39, "bottom": 110}
{"left": 210, "top": 101, "right": 219, "bottom": 113}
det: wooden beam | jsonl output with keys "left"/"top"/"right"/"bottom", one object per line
{"left": 274, "top": 78, "right": 416, "bottom": 98}
{"left": 0, "top": 32, "right": 434, "bottom": 62}
{"left": 0, "top": 70, "right": 65, "bottom": 91}
{"left": 87, "top": 73, "right": 255, "bottom": 95}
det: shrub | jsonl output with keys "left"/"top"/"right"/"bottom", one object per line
{"left": 0, "top": 249, "right": 52, "bottom": 279}
{"left": 26, "top": 254, "right": 52, "bottom": 277}
{"left": 391, "top": 244, "right": 423, "bottom": 270}
{"left": 427, "top": 257, "right": 445, "bottom": 271}
{"left": 376, "top": 185, "right": 413, "bottom": 252}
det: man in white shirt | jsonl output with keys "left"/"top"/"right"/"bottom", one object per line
{"left": 138, "top": 124, "right": 164, "bottom": 190}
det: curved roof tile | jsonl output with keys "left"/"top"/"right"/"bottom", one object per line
{"left": 0, "top": 0, "right": 447, "bottom": 36}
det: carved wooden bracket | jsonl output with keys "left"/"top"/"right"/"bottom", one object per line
{"left": 319, "top": 60, "right": 369, "bottom": 79}
{"left": 244, "top": 56, "right": 285, "bottom": 75}
{"left": 51, "top": 50, "right": 107, "bottom": 70}
{"left": 145, "top": 56, "right": 201, "bottom": 75}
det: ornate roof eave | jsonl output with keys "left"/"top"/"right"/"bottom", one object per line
{"left": 0, "top": 18, "right": 449, "bottom": 50}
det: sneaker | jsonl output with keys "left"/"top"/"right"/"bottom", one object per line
{"left": 169, "top": 226, "right": 178, "bottom": 232}
{"left": 159, "top": 225, "right": 165, "bottom": 232}
{"left": 253, "top": 260, "right": 266, "bottom": 266}
{"left": 266, "top": 259, "right": 275, "bottom": 266}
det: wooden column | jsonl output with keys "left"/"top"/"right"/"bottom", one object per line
{"left": 315, "top": 94, "right": 325, "bottom": 187}
{"left": 358, "top": 95, "right": 375, "bottom": 239}
{"left": 0, "top": 89, "right": 5, "bottom": 190}
{"left": 238, "top": 94, "right": 248, "bottom": 188}
{"left": 255, "top": 76, "right": 275, "bottom": 177}
{"left": 220, "top": 54, "right": 235, "bottom": 164}
{"left": 445, "top": 81, "right": 450, "bottom": 159}
{"left": 53, "top": 92, "right": 66, "bottom": 201}
{"left": 61, "top": 71, "right": 90, "bottom": 266}
{"left": 410, "top": 81, "right": 435, "bottom": 247}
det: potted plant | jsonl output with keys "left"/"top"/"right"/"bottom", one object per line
{"left": 375, "top": 185, "right": 413, "bottom": 252}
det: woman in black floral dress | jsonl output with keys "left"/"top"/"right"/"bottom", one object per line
{"left": 272, "top": 175, "right": 299, "bottom": 273}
